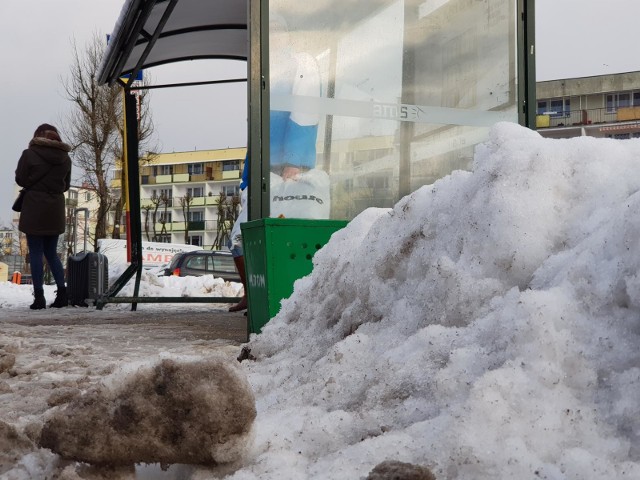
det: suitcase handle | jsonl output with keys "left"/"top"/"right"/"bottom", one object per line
{"left": 73, "top": 208, "right": 90, "bottom": 254}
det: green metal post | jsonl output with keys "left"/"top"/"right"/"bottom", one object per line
{"left": 248, "top": 0, "right": 270, "bottom": 221}
{"left": 518, "top": 0, "right": 536, "bottom": 128}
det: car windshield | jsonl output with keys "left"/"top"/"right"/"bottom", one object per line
{"left": 185, "top": 255, "right": 207, "bottom": 272}
{"left": 167, "top": 253, "right": 184, "bottom": 270}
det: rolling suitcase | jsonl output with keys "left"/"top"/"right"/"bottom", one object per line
{"left": 67, "top": 208, "right": 109, "bottom": 307}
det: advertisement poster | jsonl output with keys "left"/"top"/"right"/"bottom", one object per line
{"left": 97, "top": 239, "right": 202, "bottom": 267}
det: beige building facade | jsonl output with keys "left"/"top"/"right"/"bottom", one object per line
{"left": 110, "top": 147, "right": 247, "bottom": 250}
{"left": 536, "top": 71, "right": 640, "bottom": 140}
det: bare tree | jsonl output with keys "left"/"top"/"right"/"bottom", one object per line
{"left": 179, "top": 192, "right": 194, "bottom": 244}
{"left": 0, "top": 224, "right": 28, "bottom": 277}
{"left": 151, "top": 192, "right": 171, "bottom": 242}
{"left": 213, "top": 192, "right": 240, "bottom": 249}
{"left": 111, "top": 194, "right": 123, "bottom": 239}
{"left": 142, "top": 203, "right": 153, "bottom": 241}
{"left": 62, "top": 33, "right": 156, "bottom": 250}
{"left": 2, "top": 224, "right": 27, "bottom": 259}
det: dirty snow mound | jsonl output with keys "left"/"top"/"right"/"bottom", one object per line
{"left": 39, "top": 357, "right": 256, "bottom": 466}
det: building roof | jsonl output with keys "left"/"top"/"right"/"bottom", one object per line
{"left": 142, "top": 147, "right": 247, "bottom": 165}
{"left": 537, "top": 71, "right": 640, "bottom": 98}
{"left": 98, "top": 0, "right": 247, "bottom": 86}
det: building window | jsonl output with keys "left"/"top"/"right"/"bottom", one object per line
{"left": 159, "top": 165, "right": 173, "bottom": 175}
{"left": 84, "top": 192, "right": 92, "bottom": 202}
{"left": 634, "top": 92, "right": 640, "bottom": 107}
{"left": 187, "top": 187, "right": 204, "bottom": 198}
{"left": 158, "top": 189, "right": 172, "bottom": 201}
{"left": 187, "top": 235, "right": 202, "bottom": 246}
{"left": 222, "top": 160, "right": 240, "bottom": 171}
{"left": 610, "top": 133, "right": 631, "bottom": 140}
{"left": 606, "top": 92, "right": 633, "bottom": 113}
{"left": 188, "top": 163, "right": 203, "bottom": 175}
{"left": 538, "top": 98, "right": 570, "bottom": 117}
{"left": 68, "top": 190, "right": 78, "bottom": 200}
{"left": 152, "top": 189, "right": 173, "bottom": 206}
{"left": 159, "top": 212, "right": 172, "bottom": 223}
{"left": 222, "top": 185, "right": 240, "bottom": 196}
{"left": 188, "top": 211, "right": 204, "bottom": 221}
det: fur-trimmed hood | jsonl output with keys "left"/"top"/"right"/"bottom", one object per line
{"left": 29, "top": 136, "right": 72, "bottom": 153}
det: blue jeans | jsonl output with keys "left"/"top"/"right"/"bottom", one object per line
{"left": 27, "top": 235, "right": 66, "bottom": 291}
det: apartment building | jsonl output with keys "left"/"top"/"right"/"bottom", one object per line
{"left": 536, "top": 71, "right": 640, "bottom": 140}
{"left": 0, "top": 226, "right": 14, "bottom": 255}
{"left": 110, "top": 147, "right": 247, "bottom": 249}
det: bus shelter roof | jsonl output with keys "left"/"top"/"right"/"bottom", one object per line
{"left": 98, "top": 0, "right": 247, "bottom": 86}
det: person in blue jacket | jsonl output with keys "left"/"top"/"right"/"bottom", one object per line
{"left": 227, "top": 13, "right": 321, "bottom": 313}
{"left": 269, "top": 12, "right": 320, "bottom": 180}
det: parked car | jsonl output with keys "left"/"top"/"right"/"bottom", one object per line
{"left": 163, "top": 250, "right": 240, "bottom": 282}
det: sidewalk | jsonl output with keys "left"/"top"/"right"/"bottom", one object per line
{"left": 3, "top": 306, "right": 249, "bottom": 343}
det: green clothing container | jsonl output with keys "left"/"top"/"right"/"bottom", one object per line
{"left": 241, "top": 217, "right": 348, "bottom": 334}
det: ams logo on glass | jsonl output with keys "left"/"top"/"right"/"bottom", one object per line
{"left": 373, "top": 103, "right": 425, "bottom": 122}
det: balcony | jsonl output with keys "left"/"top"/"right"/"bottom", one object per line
{"left": 156, "top": 174, "right": 173, "bottom": 184}
{"left": 190, "top": 173, "right": 213, "bottom": 182}
{"left": 222, "top": 170, "right": 240, "bottom": 180}
{"left": 536, "top": 107, "right": 638, "bottom": 129}
{"left": 173, "top": 173, "right": 189, "bottom": 183}
{"left": 206, "top": 195, "right": 221, "bottom": 206}
{"left": 170, "top": 220, "right": 206, "bottom": 232}
{"left": 152, "top": 222, "right": 172, "bottom": 232}
{"left": 617, "top": 106, "right": 640, "bottom": 122}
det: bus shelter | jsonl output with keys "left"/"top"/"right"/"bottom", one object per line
{"left": 97, "top": 0, "right": 535, "bottom": 326}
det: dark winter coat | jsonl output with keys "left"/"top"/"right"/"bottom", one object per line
{"left": 15, "top": 137, "right": 72, "bottom": 236}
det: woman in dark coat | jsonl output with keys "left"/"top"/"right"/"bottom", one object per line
{"left": 15, "top": 124, "right": 72, "bottom": 309}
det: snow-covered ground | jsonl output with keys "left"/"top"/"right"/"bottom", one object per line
{"left": 1, "top": 122, "right": 640, "bottom": 479}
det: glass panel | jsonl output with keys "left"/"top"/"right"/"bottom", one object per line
{"left": 188, "top": 163, "right": 203, "bottom": 175}
{"left": 185, "top": 256, "right": 206, "bottom": 272}
{"left": 606, "top": 94, "right": 615, "bottom": 113}
{"left": 618, "top": 93, "right": 630, "bottom": 108}
{"left": 269, "top": 0, "right": 518, "bottom": 220}
{"left": 537, "top": 101, "right": 548, "bottom": 115}
{"left": 214, "top": 256, "right": 237, "bottom": 273}
{"left": 550, "top": 99, "right": 563, "bottom": 118}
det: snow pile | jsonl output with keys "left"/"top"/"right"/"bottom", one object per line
{"left": 2, "top": 122, "right": 640, "bottom": 479}
{"left": 110, "top": 264, "right": 244, "bottom": 300}
{"left": 239, "top": 123, "right": 640, "bottom": 479}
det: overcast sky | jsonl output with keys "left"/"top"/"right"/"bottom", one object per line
{"left": 1, "top": 0, "right": 638, "bottom": 226}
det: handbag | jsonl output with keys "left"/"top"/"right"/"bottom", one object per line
{"left": 12, "top": 189, "right": 26, "bottom": 212}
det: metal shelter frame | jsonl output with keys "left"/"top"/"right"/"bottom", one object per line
{"left": 96, "top": 0, "right": 250, "bottom": 310}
